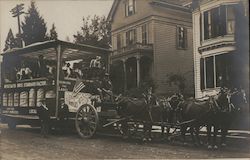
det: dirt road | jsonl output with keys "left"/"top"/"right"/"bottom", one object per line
{"left": 0, "top": 124, "right": 249, "bottom": 159}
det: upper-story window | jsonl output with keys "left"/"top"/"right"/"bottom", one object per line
{"left": 126, "top": 29, "right": 137, "bottom": 45}
{"left": 142, "top": 24, "right": 148, "bottom": 44}
{"left": 203, "top": 5, "right": 236, "bottom": 40}
{"left": 125, "top": 0, "right": 136, "bottom": 16}
{"left": 177, "top": 26, "right": 187, "bottom": 49}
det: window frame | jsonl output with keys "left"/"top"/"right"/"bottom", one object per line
{"left": 176, "top": 26, "right": 188, "bottom": 50}
{"left": 125, "top": 0, "right": 136, "bottom": 17}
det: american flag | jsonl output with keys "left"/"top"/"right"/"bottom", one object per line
{"left": 72, "top": 78, "right": 85, "bottom": 97}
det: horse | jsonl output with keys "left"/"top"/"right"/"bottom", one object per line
{"left": 116, "top": 95, "right": 171, "bottom": 142}
{"left": 218, "top": 88, "right": 248, "bottom": 147}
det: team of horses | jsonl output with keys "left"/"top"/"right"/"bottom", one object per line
{"left": 116, "top": 87, "right": 248, "bottom": 149}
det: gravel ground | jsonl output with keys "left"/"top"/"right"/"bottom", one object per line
{"left": 0, "top": 124, "right": 250, "bottom": 160}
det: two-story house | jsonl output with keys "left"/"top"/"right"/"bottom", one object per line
{"left": 192, "top": 0, "right": 249, "bottom": 98}
{"left": 108, "top": 0, "right": 194, "bottom": 96}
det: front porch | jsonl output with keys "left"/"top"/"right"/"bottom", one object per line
{"left": 110, "top": 43, "right": 153, "bottom": 94}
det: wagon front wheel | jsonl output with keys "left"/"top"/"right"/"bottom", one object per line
{"left": 75, "top": 104, "right": 99, "bottom": 138}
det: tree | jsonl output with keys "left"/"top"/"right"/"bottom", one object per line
{"left": 3, "top": 29, "right": 19, "bottom": 51}
{"left": 21, "top": 1, "right": 48, "bottom": 46}
{"left": 73, "top": 15, "right": 111, "bottom": 48}
{"left": 49, "top": 23, "right": 58, "bottom": 40}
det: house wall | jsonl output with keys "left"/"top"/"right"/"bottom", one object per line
{"left": 110, "top": 0, "right": 194, "bottom": 96}
{"left": 153, "top": 18, "right": 194, "bottom": 96}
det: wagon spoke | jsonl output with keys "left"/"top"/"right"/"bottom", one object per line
{"left": 75, "top": 104, "right": 99, "bottom": 139}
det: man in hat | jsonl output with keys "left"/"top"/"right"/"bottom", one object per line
{"left": 37, "top": 98, "right": 50, "bottom": 137}
{"left": 58, "top": 98, "right": 69, "bottom": 121}
{"left": 98, "top": 73, "right": 114, "bottom": 102}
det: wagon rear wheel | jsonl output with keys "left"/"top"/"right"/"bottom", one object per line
{"left": 75, "top": 104, "right": 99, "bottom": 138}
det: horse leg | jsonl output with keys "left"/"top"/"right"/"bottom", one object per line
{"left": 190, "top": 127, "right": 196, "bottom": 145}
{"left": 181, "top": 125, "right": 187, "bottom": 145}
{"left": 213, "top": 125, "right": 219, "bottom": 149}
{"left": 194, "top": 125, "right": 202, "bottom": 146}
{"left": 120, "top": 120, "right": 129, "bottom": 139}
{"left": 207, "top": 125, "right": 212, "bottom": 149}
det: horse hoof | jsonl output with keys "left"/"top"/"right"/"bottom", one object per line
{"left": 214, "top": 145, "right": 218, "bottom": 149}
{"left": 183, "top": 142, "right": 188, "bottom": 146}
{"left": 221, "top": 143, "right": 227, "bottom": 147}
{"left": 207, "top": 145, "right": 212, "bottom": 149}
{"left": 148, "top": 138, "right": 152, "bottom": 142}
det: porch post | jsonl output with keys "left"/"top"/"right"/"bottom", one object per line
{"left": 136, "top": 56, "right": 140, "bottom": 87}
{"left": 122, "top": 59, "right": 127, "bottom": 92}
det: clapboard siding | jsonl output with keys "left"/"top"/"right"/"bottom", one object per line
{"left": 153, "top": 20, "right": 194, "bottom": 95}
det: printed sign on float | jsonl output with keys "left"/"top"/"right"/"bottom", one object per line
{"left": 64, "top": 91, "right": 92, "bottom": 112}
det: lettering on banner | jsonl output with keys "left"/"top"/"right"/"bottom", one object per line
{"left": 65, "top": 91, "right": 96, "bottom": 112}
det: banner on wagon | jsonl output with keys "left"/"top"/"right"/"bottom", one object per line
{"left": 64, "top": 91, "right": 92, "bottom": 112}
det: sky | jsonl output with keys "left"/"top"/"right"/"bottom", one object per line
{"left": 0, "top": 0, "right": 114, "bottom": 52}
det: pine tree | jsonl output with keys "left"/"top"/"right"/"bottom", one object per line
{"left": 73, "top": 15, "right": 111, "bottom": 48}
{"left": 49, "top": 23, "right": 58, "bottom": 40}
{"left": 3, "top": 29, "right": 18, "bottom": 51}
{"left": 21, "top": 1, "right": 48, "bottom": 46}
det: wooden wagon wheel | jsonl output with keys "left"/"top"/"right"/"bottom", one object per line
{"left": 75, "top": 104, "right": 99, "bottom": 138}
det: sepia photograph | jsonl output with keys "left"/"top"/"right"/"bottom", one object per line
{"left": 0, "top": 0, "right": 249, "bottom": 159}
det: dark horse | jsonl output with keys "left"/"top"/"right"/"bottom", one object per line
{"left": 117, "top": 95, "right": 171, "bottom": 141}
{"left": 174, "top": 88, "right": 247, "bottom": 149}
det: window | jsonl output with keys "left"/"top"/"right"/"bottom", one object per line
{"left": 227, "top": 5, "right": 236, "bottom": 34}
{"left": 203, "top": 5, "right": 236, "bottom": 40}
{"left": 125, "top": 0, "right": 135, "bottom": 16}
{"left": 117, "top": 34, "right": 122, "bottom": 49}
{"left": 142, "top": 24, "right": 148, "bottom": 44}
{"left": 177, "top": 26, "right": 187, "bottom": 49}
{"left": 200, "top": 54, "right": 233, "bottom": 89}
{"left": 126, "top": 29, "right": 136, "bottom": 45}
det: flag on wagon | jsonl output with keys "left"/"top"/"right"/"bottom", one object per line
{"left": 72, "top": 78, "right": 85, "bottom": 97}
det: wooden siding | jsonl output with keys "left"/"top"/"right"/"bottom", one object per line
{"left": 153, "top": 20, "right": 194, "bottom": 96}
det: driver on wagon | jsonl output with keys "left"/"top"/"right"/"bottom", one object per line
{"left": 98, "top": 73, "right": 114, "bottom": 102}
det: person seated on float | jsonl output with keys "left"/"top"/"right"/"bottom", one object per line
{"left": 62, "top": 62, "right": 72, "bottom": 78}
{"left": 46, "top": 62, "right": 56, "bottom": 79}
{"left": 19, "top": 62, "right": 33, "bottom": 80}
{"left": 97, "top": 73, "right": 114, "bottom": 102}
{"left": 71, "top": 63, "right": 83, "bottom": 79}
{"left": 89, "top": 56, "right": 102, "bottom": 78}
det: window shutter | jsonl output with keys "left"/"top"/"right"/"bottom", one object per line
{"left": 220, "top": 5, "right": 227, "bottom": 35}
{"left": 126, "top": 31, "right": 129, "bottom": 46}
{"left": 176, "top": 26, "right": 179, "bottom": 49}
{"left": 200, "top": 58, "right": 205, "bottom": 90}
{"left": 134, "top": 28, "right": 137, "bottom": 43}
{"left": 204, "top": 11, "right": 208, "bottom": 40}
{"left": 133, "top": 0, "right": 136, "bottom": 13}
{"left": 125, "top": 2, "right": 127, "bottom": 16}
{"left": 200, "top": 13, "right": 202, "bottom": 41}
{"left": 184, "top": 28, "right": 188, "bottom": 49}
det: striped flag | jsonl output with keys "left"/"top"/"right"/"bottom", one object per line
{"left": 72, "top": 78, "right": 85, "bottom": 97}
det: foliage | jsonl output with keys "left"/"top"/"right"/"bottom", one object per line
{"left": 21, "top": 1, "right": 48, "bottom": 46}
{"left": 124, "top": 78, "right": 156, "bottom": 98}
{"left": 73, "top": 15, "right": 111, "bottom": 48}
{"left": 49, "top": 23, "right": 58, "bottom": 40}
{"left": 167, "top": 73, "right": 186, "bottom": 94}
{"left": 3, "top": 29, "right": 19, "bottom": 51}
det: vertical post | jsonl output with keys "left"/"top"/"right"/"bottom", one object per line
{"left": 55, "top": 44, "right": 62, "bottom": 118}
{"left": 122, "top": 59, "right": 127, "bottom": 92}
{"left": 136, "top": 56, "right": 140, "bottom": 87}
